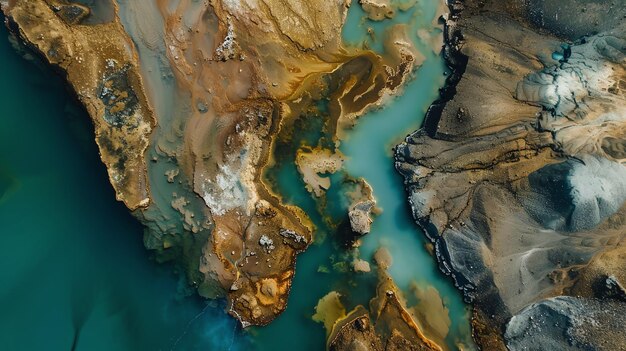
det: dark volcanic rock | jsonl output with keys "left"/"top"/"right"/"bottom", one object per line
{"left": 525, "top": 0, "right": 626, "bottom": 40}
{"left": 395, "top": 0, "right": 626, "bottom": 349}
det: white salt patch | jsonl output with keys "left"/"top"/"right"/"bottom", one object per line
{"left": 201, "top": 164, "right": 247, "bottom": 216}
{"left": 568, "top": 156, "right": 626, "bottom": 230}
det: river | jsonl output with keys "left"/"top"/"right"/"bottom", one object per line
{"left": 254, "top": 1, "right": 474, "bottom": 350}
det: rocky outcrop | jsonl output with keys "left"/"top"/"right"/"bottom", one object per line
{"left": 395, "top": 0, "right": 626, "bottom": 349}
{"left": 345, "top": 178, "right": 378, "bottom": 242}
{"left": 505, "top": 296, "right": 626, "bottom": 350}
{"left": 348, "top": 200, "right": 376, "bottom": 235}
{"left": 359, "top": 0, "right": 395, "bottom": 21}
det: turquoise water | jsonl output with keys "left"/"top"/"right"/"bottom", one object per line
{"left": 343, "top": 0, "right": 424, "bottom": 54}
{"left": 256, "top": 1, "right": 474, "bottom": 349}
{"left": 254, "top": 101, "right": 376, "bottom": 351}
{"left": 0, "top": 21, "right": 249, "bottom": 351}
{"left": 341, "top": 1, "right": 474, "bottom": 347}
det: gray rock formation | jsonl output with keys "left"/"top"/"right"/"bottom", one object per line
{"left": 348, "top": 200, "right": 376, "bottom": 235}
{"left": 525, "top": 0, "right": 626, "bottom": 40}
{"left": 395, "top": 0, "right": 626, "bottom": 348}
{"left": 522, "top": 156, "right": 626, "bottom": 232}
{"left": 505, "top": 296, "right": 626, "bottom": 351}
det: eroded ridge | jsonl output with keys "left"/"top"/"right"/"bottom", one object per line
{"left": 1, "top": 0, "right": 155, "bottom": 210}
{"left": 395, "top": 0, "right": 626, "bottom": 349}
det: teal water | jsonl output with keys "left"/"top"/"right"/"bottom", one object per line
{"left": 341, "top": 1, "right": 474, "bottom": 348}
{"left": 0, "top": 21, "right": 250, "bottom": 351}
{"left": 255, "top": 0, "right": 474, "bottom": 350}
{"left": 343, "top": 0, "right": 424, "bottom": 54}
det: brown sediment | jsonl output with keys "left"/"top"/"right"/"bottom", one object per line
{"left": 313, "top": 291, "right": 348, "bottom": 335}
{"left": 567, "top": 243, "right": 626, "bottom": 299}
{"left": 352, "top": 258, "right": 371, "bottom": 273}
{"left": 316, "top": 245, "right": 456, "bottom": 350}
{"left": 370, "top": 273, "right": 443, "bottom": 351}
{"left": 322, "top": 270, "right": 444, "bottom": 351}
{"left": 409, "top": 283, "right": 451, "bottom": 347}
{"left": 1, "top": 0, "right": 156, "bottom": 210}
{"left": 295, "top": 147, "right": 345, "bottom": 197}
{"left": 374, "top": 246, "right": 393, "bottom": 269}
{"left": 469, "top": 308, "right": 506, "bottom": 351}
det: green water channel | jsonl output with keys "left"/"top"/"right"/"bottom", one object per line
{"left": 0, "top": 20, "right": 250, "bottom": 351}
{"left": 343, "top": 0, "right": 475, "bottom": 347}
